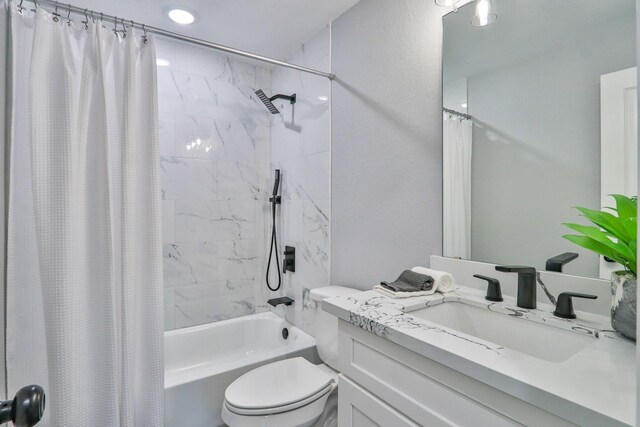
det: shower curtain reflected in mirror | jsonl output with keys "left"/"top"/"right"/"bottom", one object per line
{"left": 443, "top": 114, "right": 473, "bottom": 259}
{"left": 6, "top": 4, "right": 163, "bottom": 426}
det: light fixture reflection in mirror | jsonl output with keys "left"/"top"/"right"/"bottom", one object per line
{"left": 471, "top": 0, "right": 497, "bottom": 27}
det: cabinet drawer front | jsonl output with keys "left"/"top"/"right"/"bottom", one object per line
{"left": 339, "top": 322, "right": 575, "bottom": 427}
{"left": 339, "top": 374, "right": 421, "bottom": 427}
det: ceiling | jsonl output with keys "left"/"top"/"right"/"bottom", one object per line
{"left": 443, "top": 0, "right": 636, "bottom": 82}
{"left": 67, "top": 0, "right": 360, "bottom": 61}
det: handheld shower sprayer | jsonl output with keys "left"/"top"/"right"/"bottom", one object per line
{"left": 266, "top": 169, "right": 282, "bottom": 291}
{"left": 271, "top": 169, "right": 281, "bottom": 201}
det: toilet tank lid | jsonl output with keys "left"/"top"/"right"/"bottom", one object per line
{"left": 309, "top": 286, "right": 361, "bottom": 301}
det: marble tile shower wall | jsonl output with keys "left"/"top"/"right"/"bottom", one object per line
{"left": 157, "top": 39, "right": 272, "bottom": 331}
{"left": 270, "top": 26, "right": 331, "bottom": 334}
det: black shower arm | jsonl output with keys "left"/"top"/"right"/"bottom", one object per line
{"left": 269, "top": 93, "right": 297, "bottom": 104}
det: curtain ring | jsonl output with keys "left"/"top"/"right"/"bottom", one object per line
{"left": 66, "top": 4, "right": 72, "bottom": 26}
{"left": 17, "top": 0, "right": 25, "bottom": 14}
{"left": 121, "top": 18, "right": 127, "bottom": 38}
{"left": 53, "top": 2, "right": 60, "bottom": 22}
{"left": 142, "top": 24, "right": 148, "bottom": 44}
{"left": 82, "top": 8, "right": 89, "bottom": 30}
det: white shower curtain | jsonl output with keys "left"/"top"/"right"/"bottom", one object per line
{"left": 443, "top": 115, "right": 473, "bottom": 259}
{"left": 6, "top": 4, "right": 163, "bottom": 426}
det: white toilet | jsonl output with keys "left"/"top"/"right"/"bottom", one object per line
{"left": 221, "top": 286, "right": 361, "bottom": 427}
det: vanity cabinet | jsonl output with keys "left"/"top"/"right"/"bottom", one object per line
{"left": 337, "top": 321, "right": 576, "bottom": 427}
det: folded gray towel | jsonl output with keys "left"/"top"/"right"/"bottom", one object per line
{"left": 380, "top": 270, "right": 434, "bottom": 293}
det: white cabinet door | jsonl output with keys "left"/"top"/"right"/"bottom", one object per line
{"left": 338, "top": 375, "right": 422, "bottom": 427}
{"left": 600, "top": 67, "right": 637, "bottom": 279}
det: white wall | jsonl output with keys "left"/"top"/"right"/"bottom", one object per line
{"left": 468, "top": 22, "right": 636, "bottom": 277}
{"left": 270, "top": 27, "right": 332, "bottom": 333}
{"left": 331, "top": 0, "right": 446, "bottom": 290}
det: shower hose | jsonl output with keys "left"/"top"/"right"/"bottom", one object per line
{"left": 266, "top": 198, "right": 282, "bottom": 291}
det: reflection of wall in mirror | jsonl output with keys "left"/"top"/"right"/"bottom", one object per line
{"left": 463, "top": 21, "right": 635, "bottom": 277}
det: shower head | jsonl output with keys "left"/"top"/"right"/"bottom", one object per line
{"left": 254, "top": 89, "right": 296, "bottom": 114}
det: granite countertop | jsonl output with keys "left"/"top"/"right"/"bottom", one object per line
{"left": 323, "top": 286, "right": 636, "bottom": 427}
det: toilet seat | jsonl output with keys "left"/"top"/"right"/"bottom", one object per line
{"left": 225, "top": 382, "right": 333, "bottom": 416}
{"left": 222, "top": 357, "right": 336, "bottom": 427}
{"left": 225, "top": 358, "right": 334, "bottom": 410}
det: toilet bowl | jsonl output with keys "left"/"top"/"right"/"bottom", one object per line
{"left": 221, "top": 286, "right": 361, "bottom": 427}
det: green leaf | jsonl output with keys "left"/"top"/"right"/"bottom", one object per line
{"left": 562, "top": 223, "right": 635, "bottom": 261}
{"left": 562, "top": 234, "right": 622, "bottom": 264}
{"left": 576, "top": 207, "right": 631, "bottom": 244}
{"left": 563, "top": 195, "right": 637, "bottom": 278}
{"left": 611, "top": 194, "right": 638, "bottom": 220}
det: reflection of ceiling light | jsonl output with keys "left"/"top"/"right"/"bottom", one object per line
{"left": 167, "top": 9, "right": 196, "bottom": 25}
{"left": 471, "top": 0, "right": 497, "bottom": 27}
{"left": 318, "top": 95, "right": 329, "bottom": 102}
{"left": 462, "top": 102, "right": 468, "bottom": 108}
{"left": 196, "top": 138, "right": 201, "bottom": 146}
{"left": 434, "top": 0, "right": 462, "bottom": 7}
{"left": 156, "top": 58, "right": 171, "bottom": 67}
{"left": 186, "top": 145, "right": 191, "bottom": 151}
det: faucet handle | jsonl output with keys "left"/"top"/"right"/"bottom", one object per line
{"left": 545, "top": 252, "right": 579, "bottom": 272}
{"left": 495, "top": 265, "right": 536, "bottom": 274}
{"left": 473, "top": 275, "right": 503, "bottom": 302}
{"left": 553, "top": 292, "right": 597, "bottom": 319}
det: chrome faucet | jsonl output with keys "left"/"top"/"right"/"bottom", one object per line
{"left": 495, "top": 265, "right": 537, "bottom": 309}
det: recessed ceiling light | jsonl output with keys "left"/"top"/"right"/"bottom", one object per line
{"left": 167, "top": 8, "right": 196, "bottom": 25}
{"left": 156, "top": 58, "right": 171, "bottom": 67}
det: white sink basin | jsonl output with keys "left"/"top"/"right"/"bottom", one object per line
{"left": 410, "top": 302, "right": 594, "bottom": 363}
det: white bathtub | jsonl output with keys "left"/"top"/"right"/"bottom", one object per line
{"left": 164, "top": 311, "right": 318, "bottom": 427}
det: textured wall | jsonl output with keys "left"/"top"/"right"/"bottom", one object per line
{"left": 157, "top": 39, "right": 272, "bottom": 330}
{"left": 331, "top": 0, "right": 445, "bottom": 290}
{"left": 270, "top": 26, "right": 332, "bottom": 333}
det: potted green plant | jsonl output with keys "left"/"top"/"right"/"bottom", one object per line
{"left": 563, "top": 194, "right": 637, "bottom": 341}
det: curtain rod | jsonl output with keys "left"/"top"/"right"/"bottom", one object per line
{"left": 18, "top": 0, "right": 336, "bottom": 80}
{"left": 443, "top": 108, "right": 472, "bottom": 120}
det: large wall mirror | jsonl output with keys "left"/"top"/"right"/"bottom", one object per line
{"left": 442, "top": 0, "right": 637, "bottom": 279}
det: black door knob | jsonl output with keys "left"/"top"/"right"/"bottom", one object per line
{"left": 0, "top": 385, "right": 45, "bottom": 427}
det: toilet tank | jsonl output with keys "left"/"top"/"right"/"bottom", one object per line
{"left": 309, "top": 286, "right": 361, "bottom": 370}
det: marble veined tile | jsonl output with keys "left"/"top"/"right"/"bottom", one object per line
{"left": 161, "top": 156, "right": 217, "bottom": 201}
{"left": 218, "top": 161, "right": 270, "bottom": 201}
{"left": 174, "top": 114, "right": 216, "bottom": 159}
{"left": 303, "top": 152, "right": 331, "bottom": 201}
{"left": 209, "top": 119, "right": 270, "bottom": 164}
{"left": 159, "top": 113, "right": 176, "bottom": 157}
{"left": 218, "top": 239, "right": 264, "bottom": 281}
{"left": 175, "top": 200, "right": 257, "bottom": 242}
{"left": 173, "top": 43, "right": 258, "bottom": 88}
{"left": 163, "top": 241, "right": 218, "bottom": 287}
{"left": 301, "top": 198, "right": 330, "bottom": 287}
{"left": 174, "top": 286, "right": 257, "bottom": 328}
{"left": 162, "top": 200, "right": 175, "bottom": 244}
